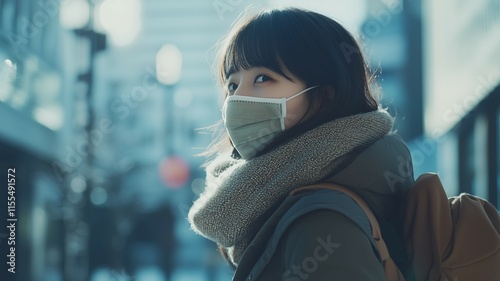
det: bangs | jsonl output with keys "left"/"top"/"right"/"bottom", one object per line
{"left": 220, "top": 13, "right": 292, "bottom": 83}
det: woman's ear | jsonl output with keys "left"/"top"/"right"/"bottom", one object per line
{"left": 310, "top": 85, "right": 335, "bottom": 115}
{"left": 324, "top": 85, "right": 335, "bottom": 101}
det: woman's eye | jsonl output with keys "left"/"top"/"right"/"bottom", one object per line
{"left": 255, "top": 75, "right": 272, "bottom": 83}
{"left": 227, "top": 83, "right": 238, "bottom": 92}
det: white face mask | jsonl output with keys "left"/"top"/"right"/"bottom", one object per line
{"left": 222, "top": 85, "right": 319, "bottom": 159}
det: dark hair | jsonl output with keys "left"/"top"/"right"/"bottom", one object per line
{"left": 204, "top": 7, "right": 380, "bottom": 159}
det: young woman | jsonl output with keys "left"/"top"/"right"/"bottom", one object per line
{"left": 188, "top": 7, "right": 414, "bottom": 280}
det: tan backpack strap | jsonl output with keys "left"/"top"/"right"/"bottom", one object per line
{"left": 291, "top": 182, "right": 405, "bottom": 281}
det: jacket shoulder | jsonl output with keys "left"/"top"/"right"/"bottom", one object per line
{"left": 239, "top": 189, "right": 382, "bottom": 281}
{"left": 278, "top": 209, "right": 387, "bottom": 281}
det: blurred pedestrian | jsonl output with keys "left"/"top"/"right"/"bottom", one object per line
{"left": 125, "top": 205, "right": 175, "bottom": 280}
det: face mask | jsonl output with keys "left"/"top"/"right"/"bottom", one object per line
{"left": 222, "top": 85, "right": 319, "bottom": 159}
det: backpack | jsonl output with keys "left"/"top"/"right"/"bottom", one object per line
{"left": 403, "top": 173, "right": 500, "bottom": 281}
{"left": 294, "top": 173, "right": 500, "bottom": 281}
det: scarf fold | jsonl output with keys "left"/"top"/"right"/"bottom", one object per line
{"left": 188, "top": 109, "right": 394, "bottom": 265}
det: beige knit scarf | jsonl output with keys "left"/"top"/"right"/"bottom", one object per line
{"left": 188, "top": 109, "right": 394, "bottom": 265}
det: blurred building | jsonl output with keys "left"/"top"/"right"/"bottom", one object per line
{"left": 357, "top": 0, "right": 500, "bottom": 208}
{"left": 420, "top": 0, "right": 499, "bottom": 206}
{"left": 0, "top": 0, "right": 83, "bottom": 280}
{"left": 362, "top": 0, "right": 424, "bottom": 141}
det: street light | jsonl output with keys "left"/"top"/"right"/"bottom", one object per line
{"left": 155, "top": 44, "right": 189, "bottom": 188}
{"left": 156, "top": 44, "right": 182, "bottom": 154}
{"left": 60, "top": 1, "right": 107, "bottom": 280}
{"left": 96, "top": 0, "right": 142, "bottom": 46}
{"left": 156, "top": 44, "right": 183, "bottom": 86}
{"left": 60, "top": 0, "right": 90, "bottom": 30}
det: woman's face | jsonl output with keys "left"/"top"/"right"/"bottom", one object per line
{"left": 226, "top": 67, "right": 309, "bottom": 129}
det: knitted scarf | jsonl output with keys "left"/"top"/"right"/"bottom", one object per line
{"left": 188, "top": 109, "right": 394, "bottom": 265}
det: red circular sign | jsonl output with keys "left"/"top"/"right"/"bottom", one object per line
{"left": 158, "top": 156, "right": 190, "bottom": 188}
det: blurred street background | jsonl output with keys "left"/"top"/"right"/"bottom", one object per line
{"left": 0, "top": 0, "right": 499, "bottom": 280}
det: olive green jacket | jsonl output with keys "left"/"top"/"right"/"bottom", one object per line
{"left": 232, "top": 134, "right": 415, "bottom": 281}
